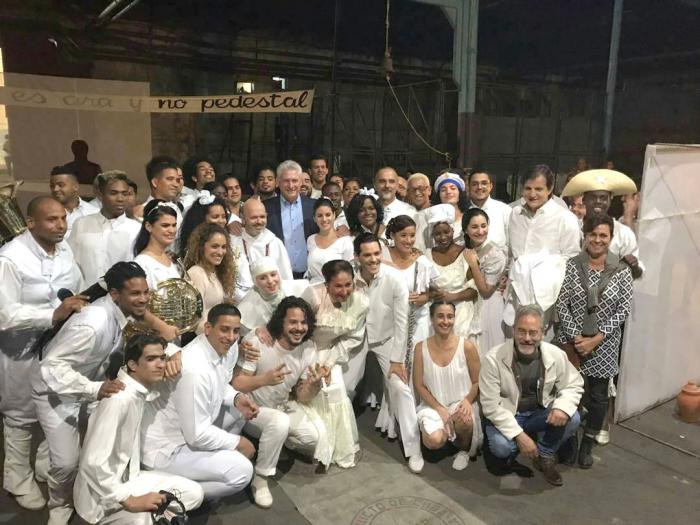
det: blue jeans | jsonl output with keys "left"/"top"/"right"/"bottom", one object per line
{"left": 485, "top": 407, "right": 580, "bottom": 459}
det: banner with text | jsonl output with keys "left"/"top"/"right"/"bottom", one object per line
{"left": 0, "top": 86, "right": 314, "bottom": 114}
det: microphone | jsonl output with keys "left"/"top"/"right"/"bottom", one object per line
{"left": 57, "top": 288, "right": 73, "bottom": 301}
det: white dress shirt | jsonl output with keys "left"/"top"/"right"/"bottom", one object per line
{"left": 239, "top": 334, "right": 315, "bottom": 409}
{"left": 353, "top": 263, "right": 409, "bottom": 363}
{"left": 32, "top": 295, "right": 129, "bottom": 401}
{"left": 509, "top": 198, "right": 581, "bottom": 260}
{"left": 470, "top": 196, "right": 512, "bottom": 248}
{"left": 65, "top": 198, "right": 100, "bottom": 238}
{"left": 68, "top": 212, "right": 141, "bottom": 284}
{"left": 381, "top": 197, "right": 417, "bottom": 225}
{"left": 141, "top": 334, "right": 241, "bottom": 468}
{"left": 231, "top": 229, "right": 294, "bottom": 281}
{"left": 74, "top": 368, "right": 158, "bottom": 523}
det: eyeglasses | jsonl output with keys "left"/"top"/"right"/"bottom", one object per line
{"left": 410, "top": 185, "right": 430, "bottom": 194}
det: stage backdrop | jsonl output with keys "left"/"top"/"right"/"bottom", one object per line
{"left": 0, "top": 72, "right": 152, "bottom": 210}
{"left": 616, "top": 144, "right": 700, "bottom": 420}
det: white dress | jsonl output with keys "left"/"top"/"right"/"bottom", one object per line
{"left": 472, "top": 241, "right": 508, "bottom": 356}
{"left": 426, "top": 249, "right": 478, "bottom": 338}
{"left": 415, "top": 337, "right": 482, "bottom": 455}
{"left": 134, "top": 253, "right": 181, "bottom": 290}
{"left": 301, "top": 283, "right": 369, "bottom": 468}
{"left": 306, "top": 235, "right": 354, "bottom": 283}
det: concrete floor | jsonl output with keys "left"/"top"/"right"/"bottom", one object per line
{"left": 1, "top": 400, "right": 699, "bottom": 525}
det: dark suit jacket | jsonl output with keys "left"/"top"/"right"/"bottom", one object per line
{"left": 264, "top": 195, "right": 319, "bottom": 243}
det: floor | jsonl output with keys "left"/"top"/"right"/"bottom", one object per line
{"left": 1, "top": 400, "right": 699, "bottom": 525}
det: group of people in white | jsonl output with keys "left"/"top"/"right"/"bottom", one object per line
{"left": 0, "top": 152, "right": 642, "bottom": 524}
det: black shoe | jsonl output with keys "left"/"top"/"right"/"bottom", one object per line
{"left": 578, "top": 437, "right": 594, "bottom": 469}
{"left": 558, "top": 434, "right": 578, "bottom": 466}
{"left": 533, "top": 455, "right": 563, "bottom": 486}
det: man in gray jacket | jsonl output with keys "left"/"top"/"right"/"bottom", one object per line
{"left": 480, "top": 304, "right": 583, "bottom": 486}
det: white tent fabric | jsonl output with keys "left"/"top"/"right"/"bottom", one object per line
{"left": 616, "top": 144, "right": 700, "bottom": 420}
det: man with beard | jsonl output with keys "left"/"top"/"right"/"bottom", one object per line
{"left": 467, "top": 168, "right": 512, "bottom": 248}
{"left": 480, "top": 305, "right": 582, "bottom": 486}
{"left": 68, "top": 171, "right": 141, "bottom": 284}
{"left": 373, "top": 167, "right": 416, "bottom": 225}
{"left": 231, "top": 198, "right": 293, "bottom": 284}
{"left": 0, "top": 197, "right": 85, "bottom": 512}
{"left": 343, "top": 233, "right": 424, "bottom": 474}
{"left": 49, "top": 166, "right": 99, "bottom": 237}
{"left": 31, "top": 262, "right": 150, "bottom": 524}
{"left": 251, "top": 163, "right": 278, "bottom": 201}
{"left": 132, "top": 156, "right": 185, "bottom": 226}
{"left": 234, "top": 296, "right": 325, "bottom": 508}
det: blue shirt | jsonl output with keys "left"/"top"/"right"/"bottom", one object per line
{"left": 280, "top": 195, "right": 307, "bottom": 273}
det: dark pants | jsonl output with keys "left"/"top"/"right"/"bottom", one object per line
{"left": 582, "top": 375, "right": 609, "bottom": 434}
{"left": 292, "top": 271, "right": 306, "bottom": 279}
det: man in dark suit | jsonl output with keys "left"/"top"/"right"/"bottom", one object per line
{"left": 264, "top": 160, "right": 318, "bottom": 278}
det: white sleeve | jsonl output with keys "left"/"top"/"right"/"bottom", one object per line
{"left": 234, "top": 249, "right": 254, "bottom": 303}
{"left": 390, "top": 275, "right": 410, "bottom": 363}
{"left": 40, "top": 324, "right": 103, "bottom": 400}
{"left": 0, "top": 258, "right": 54, "bottom": 331}
{"left": 559, "top": 213, "right": 582, "bottom": 259}
{"left": 274, "top": 239, "right": 294, "bottom": 281}
{"left": 171, "top": 371, "right": 240, "bottom": 451}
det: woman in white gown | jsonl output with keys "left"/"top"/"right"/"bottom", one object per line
{"left": 301, "top": 260, "right": 369, "bottom": 468}
{"left": 425, "top": 212, "right": 479, "bottom": 339}
{"left": 306, "top": 198, "right": 354, "bottom": 283}
{"left": 413, "top": 301, "right": 482, "bottom": 470}
{"left": 461, "top": 208, "right": 508, "bottom": 356}
{"left": 133, "top": 199, "right": 182, "bottom": 289}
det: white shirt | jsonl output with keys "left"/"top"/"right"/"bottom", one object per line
{"left": 65, "top": 198, "right": 100, "bottom": 238}
{"left": 310, "top": 188, "right": 323, "bottom": 199}
{"left": 509, "top": 198, "right": 581, "bottom": 260}
{"left": 470, "top": 196, "right": 512, "bottom": 248}
{"left": 239, "top": 334, "right": 315, "bottom": 409}
{"left": 68, "top": 212, "right": 141, "bottom": 284}
{"left": 134, "top": 253, "right": 180, "bottom": 290}
{"left": 141, "top": 334, "right": 241, "bottom": 468}
{"left": 353, "top": 263, "right": 409, "bottom": 363}
{"left": 32, "top": 295, "right": 129, "bottom": 401}
{"left": 382, "top": 197, "right": 417, "bottom": 225}
{"left": 334, "top": 210, "right": 349, "bottom": 230}
{"left": 231, "top": 229, "right": 294, "bottom": 281}
{"left": 306, "top": 234, "right": 354, "bottom": 283}
{"left": 74, "top": 369, "right": 158, "bottom": 523}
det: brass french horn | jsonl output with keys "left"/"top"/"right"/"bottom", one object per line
{"left": 0, "top": 181, "right": 27, "bottom": 247}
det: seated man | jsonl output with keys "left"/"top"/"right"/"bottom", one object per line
{"left": 74, "top": 334, "right": 204, "bottom": 524}
{"left": 479, "top": 304, "right": 583, "bottom": 486}
{"left": 233, "top": 296, "right": 327, "bottom": 509}
{"left": 140, "top": 304, "right": 257, "bottom": 500}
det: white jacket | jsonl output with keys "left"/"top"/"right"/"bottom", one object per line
{"left": 479, "top": 340, "right": 583, "bottom": 440}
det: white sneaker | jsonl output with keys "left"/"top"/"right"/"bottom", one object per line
{"left": 47, "top": 505, "right": 73, "bottom": 525}
{"left": 595, "top": 430, "right": 610, "bottom": 445}
{"left": 451, "top": 451, "right": 470, "bottom": 471}
{"left": 13, "top": 481, "right": 46, "bottom": 510}
{"left": 408, "top": 454, "right": 424, "bottom": 474}
{"left": 252, "top": 477, "right": 273, "bottom": 509}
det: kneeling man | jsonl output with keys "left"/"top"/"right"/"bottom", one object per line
{"left": 480, "top": 304, "right": 583, "bottom": 486}
{"left": 141, "top": 304, "right": 257, "bottom": 500}
{"left": 234, "top": 296, "right": 327, "bottom": 508}
{"left": 74, "top": 334, "right": 203, "bottom": 524}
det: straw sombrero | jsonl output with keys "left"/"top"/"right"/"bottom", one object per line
{"left": 561, "top": 169, "right": 637, "bottom": 197}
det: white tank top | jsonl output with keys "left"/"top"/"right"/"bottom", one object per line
{"left": 420, "top": 336, "right": 472, "bottom": 407}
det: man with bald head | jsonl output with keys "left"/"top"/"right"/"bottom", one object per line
{"left": 373, "top": 166, "right": 416, "bottom": 224}
{"left": 0, "top": 197, "right": 85, "bottom": 512}
{"left": 231, "top": 197, "right": 293, "bottom": 287}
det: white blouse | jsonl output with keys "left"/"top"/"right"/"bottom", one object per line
{"left": 186, "top": 265, "right": 226, "bottom": 334}
{"left": 306, "top": 235, "right": 354, "bottom": 283}
{"left": 134, "top": 253, "right": 181, "bottom": 290}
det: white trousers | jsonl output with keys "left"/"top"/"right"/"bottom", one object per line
{"left": 0, "top": 347, "right": 38, "bottom": 426}
{"left": 34, "top": 394, "right": 83, "bottom": 511}
{"left": 97, "top": 471, "right": 204, "bottom": 525}
{"left": 244, "top": 404, "right": 320, "bottom": 477}
{"left": 151, "top": 407, "right": 253, "bottom": 500}
{"left": 2, "top": 423, "right": 49, "bottom": 495}
{"left": 342, "top": 338, "right": 421, "bottom": 458}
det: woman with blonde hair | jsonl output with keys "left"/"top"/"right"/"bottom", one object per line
{"left": 183, "top": 223, "right": 237, "bottom": 335}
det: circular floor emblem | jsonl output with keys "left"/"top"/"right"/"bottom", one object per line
{"left": 350, "top": 496, "right": 466, "bottom": 525}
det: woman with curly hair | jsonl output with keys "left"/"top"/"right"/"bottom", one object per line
{"left": 183, "top": 223, "right": 237, "bottom": 335}
{"left": 345, "top": 192, "right": 385, "bottom": 239}
{"left": 177, "top": 191, "right": 230, "bottom": 260}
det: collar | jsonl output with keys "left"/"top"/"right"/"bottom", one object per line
{"left": 242, "top": 228, "right": 275, "bottom": 244}
{"left": 98, "top": 211, "right": 129, "bottom": 225}
{"left": 353, "top": 261, "right": 384, "bottom": 286}
{"left": 498, "top": 339, "right": 555, "bottom": 371}
{"left": 517, "top": 198, "right": 557, "bottom": 217}
{"left": 197, "top": 333, "right": 231, "bottom": 365}
{"left": 280, "top": 194, "right": 301, "bottom": 207}
{"left": 22, "top": 230, "right": 66, "bottom": 259}
{"left": 116, "top": 367, "right": 159, "bottom": 401}
{"left": 469, "top": 196, "right": 491, "bottom": 210}
{"left": 104, "top": 296, "right": 130, "bottom": 330}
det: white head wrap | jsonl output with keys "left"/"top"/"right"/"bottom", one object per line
{"left": 433, "top": 172, "right": 465, "bottom": 193}
{"left": 425, "top": 203, "right": 456, "bottom": 226}
{"left": 198, "top": 190, "right": 216, "bottom": 205}
{"left": 358, "top": 187, "right": 379, "bottom": 200}
{"left": 250, "top": 256, "right": 279, "bottom": 279}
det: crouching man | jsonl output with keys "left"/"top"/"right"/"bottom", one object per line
{"left": 480, "top": 304, "right": 583, "bottom": 486}
{"left": 233, "top": 296, "right": 327, "bottom": 509}
{"left": 74, "top": 334, "right": 203, "bottom": 524}
{"left": 141, "top": 304, "right": 258, "bottom": 500}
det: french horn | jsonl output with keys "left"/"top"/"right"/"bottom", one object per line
{"left": 0, "top": 181, "right": 27, "bottom": 247}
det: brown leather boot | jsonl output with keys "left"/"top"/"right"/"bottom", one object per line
{"left": 533, "top": 455, "right": 563, "bottom": 486}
